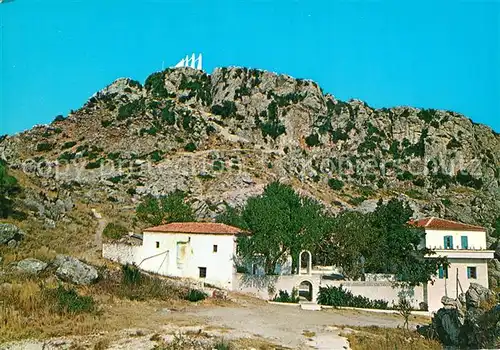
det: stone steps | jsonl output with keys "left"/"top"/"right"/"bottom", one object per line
{"left": 300, "top": 302, "right": 321, "bottom": 311}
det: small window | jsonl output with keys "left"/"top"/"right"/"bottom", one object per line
{"left": 438, "top": 265, "right": 448, "bottom": 279}
{"left": 443, "top": 236, "right": 454, "bottom": 249}
{"left": 252, "top": 264, "right": 258, "bottom": 275}
{"left": 155, "top": 241, "right": 160, "bottom": 249}
{"left": 199, "top": 267, "right": 207, "bottom": 278}
{"left": 213, "top": 244, "right": 218, "bottom": 253}
{"left": 461, "top": 236, "right": 468, "bottom": 249}
{"left": 467, "top": 266, "right": 477, "bottom": 279}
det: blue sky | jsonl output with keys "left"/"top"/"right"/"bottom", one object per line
{"left": 1, "top": 0, "right": 499, "bottom": 135}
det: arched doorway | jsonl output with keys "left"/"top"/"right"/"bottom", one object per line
{"left": 298, "top": 280, "right": 313, "bottom": 301}
{"left": 298, "top": 250, "right": 312, "bottom": 275}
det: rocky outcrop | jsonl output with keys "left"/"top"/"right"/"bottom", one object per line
{"left": 16, "top": 258, "right": 48, "bottom": 275}
{"left": 0, "top": 223, "right": 25, "bottom": 246}
{"left": 53, "top": 255, "right": 99, "bottom": 285}
{"left": 423, "top": 283, "right": 499, "bottom": 348}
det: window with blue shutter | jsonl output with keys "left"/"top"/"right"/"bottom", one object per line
{"left": 438, "top": 265, "right": 448, "bottom": 279}
{"left": 461, "top": 236, "right": 468, "bottom": 249}
{"left": 444, "top": 236, "right": 454, "bottom": 249}
{"left": 467, "top": 266, "right": 477, "bottom": 279}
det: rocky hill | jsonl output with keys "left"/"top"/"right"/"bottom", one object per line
{"left": 1, "top": 66, "right": 499, "bottom": 280}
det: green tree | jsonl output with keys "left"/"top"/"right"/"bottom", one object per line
{"left": 136, "top": 190, "right": 195, "bottom": 226}
{"left": 317, "top": 198, "right": 447, "bottom": 285}
{"left": 366, "top": 199, "right": 447, "bottom": 285}
{"left": 314, "top": 211, "right": 372, "bottom": 279}
{"left": 217, "top": 182, "right": 328, "bottom": 274}
{"left": 0, "top": 160, "right": 21, "bottom": 218}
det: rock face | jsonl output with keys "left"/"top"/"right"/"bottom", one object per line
{"left": 425, "top": 283, "right": 499, "bottom": 348}
{"left": 54, "top": 255, "right": 99, "bottom": 285}
{"left": 16, "top": 258, "right": 48, "bottom": 275}
{"left": 0, "top": 223, "right": 25, "bottom": 246}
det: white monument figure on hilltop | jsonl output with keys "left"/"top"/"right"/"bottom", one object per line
{"left": 174, "top": 53, "right": 203, "bottom": 70}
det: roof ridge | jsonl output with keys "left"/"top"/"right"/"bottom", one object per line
{"left": 433, "top": 217, "right": 483, "bottom": 228}
{"left": 426, "top": 217, "right": 435, "bottom": 227}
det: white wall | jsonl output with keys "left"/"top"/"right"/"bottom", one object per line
{"left": 103, "top": 243, "right": 142, "bottom": 265}
{"left": 233, "top": 274, "right": 425, "bottom": 309}
{"left": 427, "top": 257, "right": 490, "bottom": 312}
{"left": 141, "top": 232, "right": 237, "bottom": 289}
{"left": 425, "top": 229, "right": 487, "bottom": 250}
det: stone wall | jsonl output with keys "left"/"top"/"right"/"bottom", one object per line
{"left": 102, "top": 243, "right": 142, "bottom": 266}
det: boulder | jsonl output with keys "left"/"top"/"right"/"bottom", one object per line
{"left": 0, "top": 223, "right": 25, "bottom": 245}
{"left": 431, "top": 308, "right": 464, "bottom": 346}
{"left": 465, "top": 283, "right": 491, "bottom": 308}
{"left": 53, "top": 255, "right": 98, "bottom": 285}
{"left": 16, "top": 258, "right": 48, "bottom": 275}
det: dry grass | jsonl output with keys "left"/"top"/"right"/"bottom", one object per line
{"left": 343, "top": 326, "right": 441, "bottom": 350}
{"left": 232, "top": 337, "right": 291, "bottom": 349}
{"left": 302, "top": 330, "right": 316, "bottom": 338}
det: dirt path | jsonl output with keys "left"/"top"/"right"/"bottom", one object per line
{"left": 188, "top": 301, "right": 420, "bottom": 349}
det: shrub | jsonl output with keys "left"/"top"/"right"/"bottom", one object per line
{"left": 272, "top": 288, "right": 299, "bottom": 303}
{"left": 211, "top": 101, "right": 237, "bottom": 119}
{"left": 122, "top": 264, "right": 142, "bottom": 285}
{"left": 101, "top": 120, "right": 112, "bottom": 128}
{"left": 53, "top": 115, "right": 66, "bottom": 122}
{"left": 447, "top": 138, "right": 462, "bottom": 149}
{"left": 103, "top": 222, "right": 128, "bottom": 240}
{"left": 317, "top": 285, "right": 388, "bottom": 309}
{"left": 184, "top": 142, "right": 197, "bottom": 152}
{"left": 58, "top": 152, "right": 76, "bottom": 162}
{"left": 455, "top": 171, "right": 483, "bottom": 189}
{"left": 328, "top": 178, "right": 344, "bottom": 191}
{"left": 145, "top": 71, "right": 171, "bottom": 97}
{"left": 412, "top": 177, "right": 426, "bottom": 187}
{"left": 46, "top": 285, "right": 96, "bottom": 314}
{"left": 397, "top": 170, "right": 414, "bottom": 181}
{"left": 85, "top": 159, "right": 102, "bottom": 169}
{"left": 36, "top": 142, "right": 54, "bottom": 152}
{"left": 61, "top": 141, "right": 77, "bottom": 150}
{"left": 331, "top": 128, "right": 348, "bottom": 142}
{"left": 417, "top": 108, "right": 437, "bottom": 123}
{"left": 213, "top": 160, "right": 224, "bottom": 171}
{"left": 305, "top": 133, "right": 320, "bottom": 147}
{"left": 117, "top": 99, "right": 144, "bottom": 120}
{"left": 185, "top": 289, "right": 207, "bottom": 302}
{"left": 161, "top": 107, "right": 176, "bottom": 125}
{"left": 150, "top": 150, "right": 163, "bottom": 162}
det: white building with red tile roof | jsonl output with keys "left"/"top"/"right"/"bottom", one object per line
{"left": 103, "top": 222, "right": 248, "bottom": 289}
{"left": 412, "top": 217, "right": 495, "bottom": 311}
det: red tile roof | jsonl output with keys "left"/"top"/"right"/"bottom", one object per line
{"left": 410, "top": 217, "right": 485, "bottom": 232}
{"left": 143, "top": 222, "right": 248, "bottom": 235}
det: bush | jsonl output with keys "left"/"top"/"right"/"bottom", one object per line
{"left": 184, "top": 142, "right": 197, "bottom": 152}
{"left": 397, "top": 170, "right": 414, "bottom": 181}
{"left": 150, "top": 150, "right": 163, "bottom": 162}
{"left": 328, "top": 178, "right": 344, "bottom": 191}
{"left": 161, "top": 107, "right": 176, "bottom": 125}
{"left": 0, "top": 160, "right": 21, "bottom": 218}
{"left": 61, "top": 141, "right": 77, "bottom": 150}
{"left": 36, "top": 142, "right": 54, "bottom": 152}
{"left": 103, "top": 222, "right": 128, "bottom": 239}
{"left": 53, "top": 115, "right": 66, "bottom": 122}
{"left": 185, "top": 289, "right": 207, "bottom": 302}
{"left": 305, "top": 133, "right": 320, "bottom": 147}
{"left": 117, "top": 99, "right": 144, "bottom": 120}
{"left": 317, "top": 285, "right": 388, "bottom": 310}
{"left": 272, "top": 288, "right": 299, "bottom": 303}
{"left": 211, "top": 101, "right": 237, "bottom": 119}
{"left": 101, "top": 120, "right": 112, "bottom": 128}
{"left": 85, "top": 160, "right": 102, "bottom": 169}
{"left": 122, "top": 264, "right": 142, "bottom": 285}
{"left": 47, "top": 285, "right": 96, "bottom": 314}
{"left": 260, "top": 120, "right": 286, "bottom": 139}
{"left": 58, "top": 152, "right": 76, "bottom": 162}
